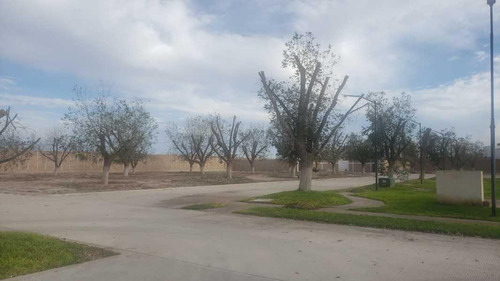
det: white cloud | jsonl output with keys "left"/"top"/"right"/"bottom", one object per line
{"left": 0, "top": 0, "right": 498, "bottom": 144}
{"left": 475, "top": 51, "right": 488, "bottom": 62}
{"left": 410, "top": 67, "right": 500, "bottom": 143}
{"left": 288, "top": 0, "right": 493, "bottom": 91}
{"left": 0, "top": 93, "right": 72, "bottom": 109}
{"left": 0, "top": 76, "right": 16, "bottom": 90}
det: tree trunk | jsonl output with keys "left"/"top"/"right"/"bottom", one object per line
{"left": 54, "top": 165, "right": 59, "bottom": 176}
{"left": 361, "top": 163, "right": 365, "bottom": 174}
{"left": 189, "top": 162, "right": 193, "bottom": 173}
{"left": 226, "top": 162, "right": 232, "bottom": 179}
{"left": 298, "top": 156, "right": 313, "bottom": 191}
{"left": 289, "top": 164, "right": 296, "bottom": 178}
{"left": 123, "top": 162, "right": 130, "bottom": 177}
{"left": 199, "top": 162, "right": 205, "bottom": 175}
{"left": 103, "top": 159, "right": 112, "bottom": 185}
{"left": 251, "top": 162, "right": 255, "bottom": 174}
{"left": 387, "top": 162, "right": 395, "bottom": 179}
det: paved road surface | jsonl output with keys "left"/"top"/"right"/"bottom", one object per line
{"left": 1, "top": 176, "right": 499, "bottom": 281}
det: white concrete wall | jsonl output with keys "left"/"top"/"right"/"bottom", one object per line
{"left": 436, "top": 171, "right": 484, "bottom": 206}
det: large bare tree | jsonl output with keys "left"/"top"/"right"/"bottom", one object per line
{"left": 39, "top": 128, "right": 75, "bottom": 176}
{"left": 211, "top": 115, "right": 249, "bottom": 179}
{"left": 240, "top": 125, "right": 269, "bottom": 173}
{"left": 259, "top": 33, "right": 362, "bottom": 190}
{"left": 0, "top": 107, "right": 40, "bottom": 164}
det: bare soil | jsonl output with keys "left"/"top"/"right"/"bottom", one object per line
{"left": 0, "top": 171, "right": 259, "bottom": 195}
{"left": 0, "top": 170, "right": 370, "bottom": 195}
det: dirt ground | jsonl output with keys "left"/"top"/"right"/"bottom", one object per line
{"left": 0, "top": 171, "right": 256, "bottom": 195}
{"left": 0, "top": 170, "right": 369, "bottom": 195}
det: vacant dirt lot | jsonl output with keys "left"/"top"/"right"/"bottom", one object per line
{"left": 0, "top": 171, "right": 267, "bottom": 195}
{"left": 0, "top": 170, "right": 371, "bottom": 195}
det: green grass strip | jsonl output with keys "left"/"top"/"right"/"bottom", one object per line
{"left": 236, "top": 207, "right": 500, "bottom": 239}
{"left": 0, "top": 232, "right": 117, "bottom": 280}
{"left": 247, "top": 190, "right": 351, "bottom": 210}
{"left": 352, "top": 178, "right": 500, "bottom": 222}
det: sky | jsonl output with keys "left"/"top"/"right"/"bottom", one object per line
{"left": 1, "top": 0, "right": 500, "bottom": 154}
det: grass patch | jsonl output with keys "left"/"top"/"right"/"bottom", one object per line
{"left": 483, "top": 178, "right": 500, "bottom": 199}
{"left": 351, "top": 178, "right": 500, "bottom": 222}
{"left": 247, "top": 190, "right": 351, "bottom": 210}
{"left": 182, "top": 202, "right": 227, "bottom": 210}
{"left": 236, "top": 207, "right": 500, "bottom": 239}
{"left": 0, "top": 232, "right": 117, "bottom": 279}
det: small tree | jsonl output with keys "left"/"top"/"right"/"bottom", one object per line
{"left": 130, "top": 141, "right": 149, "bottom": 174}
{"left": 211, "top": 115, "right": 249, "bottom": 179}
{"left": 322, "top": 130, "right": 348, "bottom": 174}
{"left": 65, "top": 86, "right": 142, "bottom": 185}
{"left": 167, "top": 116, "right": 215, "bottom": 174}
{"left": 116, "top": 100, "right": 157, "bottom": 177}
{"left": 400, "top": 140, "right": 419, "bottom": 171}
{"left": 240, "top": 125, "right": 269, "bottom": 173}
{"left": 39, "top": 129, "right": 75, "bottom": 176}
{"left": 345, "top": 133, "right": 374, "bottom": 174}
{"left": 467, "top": 140, "right": 484, "bottom": 170}
{"left": 166, "top": 123, "right": 197, "bottom": 172}
{"left": 268, "top": 123, "right": 298, "bottom": 177}
{"left": 425, "top": 128, "right": 455, "bottom": 170}
{"left": 365, "top": 92, "right": 416, "bottom": 179}
{"left": 188, "top": 116, "right": 215, "bottom": 175}
{"left": 0, "top": 107, "right": 40, "bottom": 164}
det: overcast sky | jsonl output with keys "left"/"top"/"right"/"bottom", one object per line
{"left": 1, "top": 0, "right": 500, "bottom": 153}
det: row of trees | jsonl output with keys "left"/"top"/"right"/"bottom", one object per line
{"left": 166, "top": 115, "right": 269, "bottom": 178}
{"left": 257, "top": 33, "right": 486, "bottom": 191}
{"left": 1, "top": 88, "right": 158, "bottom": 185}
{"left": 0, "top": 33, "right": 486, "bottom": 191}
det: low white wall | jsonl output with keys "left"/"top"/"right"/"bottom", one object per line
{"left": 436, "top": 171, "right": 484, "bottom": 206}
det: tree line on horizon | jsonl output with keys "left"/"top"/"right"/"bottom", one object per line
{"left": 0, "top": 33, "right": 487, "bottom": 189}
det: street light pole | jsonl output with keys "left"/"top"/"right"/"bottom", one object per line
{"left": 419, "top": 122, "right": 423, "bottom": 184}
{"left": 374, "top": 101, "right": 379, "bottom": 191}
{"left": 488, "top": 0, "right": 496, "bottom": 216}
{"left": 345, "top": 94, "right": 379, "bottom": 190}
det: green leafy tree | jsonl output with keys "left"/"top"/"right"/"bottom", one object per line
{"left": 365, "top": 92, "right": 416, "bottom": 179}
{"left": 322, "top": 130, "right": 348, "bottom": 174}
{"left": 345, "top": 133, "right": 374, "bottom": 174}
{"left": 65, "top": 86, "right": 156, "bottom": 185}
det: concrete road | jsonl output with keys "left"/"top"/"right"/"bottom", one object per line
{"left": 1, "top": 176, "right": 499, "bottom": 281}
